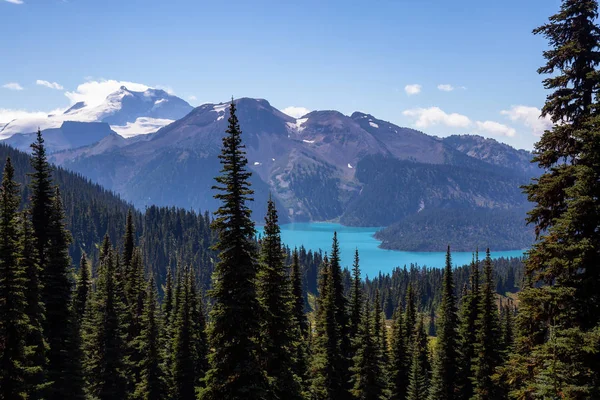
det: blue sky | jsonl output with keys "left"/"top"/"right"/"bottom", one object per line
{"left": 1, "top": 0, "right": 561, "bottom": 149}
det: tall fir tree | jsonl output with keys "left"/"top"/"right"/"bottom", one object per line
{"left": 471, "top": 250, "right": 503, "bottom": 400}
{"left": 44, "top": 188, "right": 85, "bottom": 399}
{"left": 172, "top": 266, "right": 207, "bottom": 400}
{"left": 349, "top": 248, "right": 363, "bottom": 347}
{"left": 257, "top": 198, "right": 303, "bottom": 399}
{"left": 350, "top": 300, "right": 390, "bottom": 400}
{"left": 0, "top": 157, "right": 29, "bottom": 400}
{"left": 28, "top": 130, "right": 53, "bottom": 286}
{"left": 74, "top": 254, "right": 91, "bottom": 322}
{"left": 310, "top": 256, "right": 341, "bottom": 400}
{"left": 201, "top": 99, "right": 267, "bottom": 400}
{"left": 457, "top": 254, "right": 480, "bottom": 400}
{"left": 290, "top": 248, "right": 308, "bottom": 337}
{"left": 290, "top": 248, "right": 310, "bottom": 394}
{"left": 83, "top": 244, "right": 129, "bottom": 400}
{"left": 428, "top": 246, "right": 459, "bottom": 400}
{"left": 407, "top": 317, "right": 430, "bottom": 400}
{"left": 123, "top": 209, "right": 135, "bottom": 273}
{"left": 404, "top": 283, "right": 417, "bottom": 353}
{"left": 328, "top": 232, "right": 352, "bottom": 399}
{"left": 508, "top": 0, "right": 600, "bottom": 397}
{"left": 134, "top": 275, "right": 168, "bottom": 400}
{"left": 389, "top": 305, "right": 409, "bottom": 400}
{"left": 20, "top": 214, "right": 48, "bottom": 400}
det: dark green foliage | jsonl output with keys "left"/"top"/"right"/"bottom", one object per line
{"left": 428, "top": 246, "right": 459, "bottom": 400}
{"left": 123, "top": 209, "right": 135, "bottom": 271}
{"left": 28, "top": 131, "right": 54, "bottom": 280}
{"left": 389, "top": 306, "right": 409, "bottom": 400}
{"left": 456, "top": 255, "right": 480, "bottom": 400}
{"left": 291, "top": 248, "right": 308, "bottom": 337}
{"left": 349, "top": 249, "right": 362, "bottom": 349}
{"left": 257, "top": 198, "right": 303, "bottom": 399}
{"left": 509, "top": 0, "right": 600, "bottom": 397}
{"left": 134, "top": 276, "right": 167, "bottom": 400}
{"left": 74, "top": 254, "right": 91, "bottom": 322}
{"left": 404, "top": 284, "right": 417, "bottom": 350}
{"left": 20, "top": 215, "right": 48, "bottom": 400}
{"left": 471, "top": 250, "right": 503, "bottom": 400}
{"left": 350, "top": 300, "right": 390, "bottom": 400}
{"left": 83, "top": 244, "right": 129, "bottom": 400}
{"left": 0, "top": 158, "right": 29, "bottom": 400}
{"left": 376, "top": 207, "right": 534, "bottom": 252}
{"left": 310, "top": 256, "right": 340, "bottom": 400}
{"left": 201, "top": 100, "right": 267, "bottom": 400}
{"left": 342, "top": 155, "right": 529, "bottom": 234}
{"left": 44, "top": 189, "right": 85, "bottom": 399}
{"left": 329, "top": 233, "right": 352, "bottom": 399}
{"left": 407, "top": 317, "right": 430, "bottom": 400}
{"left": 171, "top": 265, "right": 208, "bottom": 400}
{"left": 289, "top": 248, "right": 310, "bottom": 394}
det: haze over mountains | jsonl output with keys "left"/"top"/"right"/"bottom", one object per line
{"left": 1, "top": 89, "right": 537, "bottom": 251}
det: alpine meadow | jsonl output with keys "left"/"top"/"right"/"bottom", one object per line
{"left": 1, "top": 0, "right": 600, "bottom": 399}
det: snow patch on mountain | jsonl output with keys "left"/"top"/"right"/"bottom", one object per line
{"left": 0, "top": 86, "right": 192, "bottom": 139}
{"left": 111, "top": 117, "right": 175, "bottom": 138}
{"left": 369, "top": 121, "right": 379, "bottom": 128}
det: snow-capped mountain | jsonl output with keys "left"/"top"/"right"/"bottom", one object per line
{"left": 0, "top": 87, "right": 193, "bottom": 152}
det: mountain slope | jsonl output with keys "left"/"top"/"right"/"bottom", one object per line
{"left": 50, "top": 97, "right": 535, "bottom": 250}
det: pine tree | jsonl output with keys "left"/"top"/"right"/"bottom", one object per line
{"left": 20, "top": 214, "right": 48, "bottom": 400}
{"left": 471, "top": 250, "right": 503, "bottom": 400}
{"left": 389, "top": 305, "right": 409, "bottom": 400}
{"left": 83, "top": 244, "right": 129, "bottom": 400}
{"left": 28, "top": 130, "right": 53, "bottom": 285}
{"left": 43, "top": 188, "right": 85, "bottom": 399}
{"left": 172, "top": 266, "right": 207, "bottom": 400}
{"left": 350, "top": 300, "right": 389, "bottom": 400}
{"left": 509, "top": 0, "right": 600, "bottom": 397}
{"left": 428, "top": 246, "right": 459, "bottom": 400}
{"left": 291, "top": 248, "right": 308, "bottom": 337}
{"left": 310, "top": 256, "right": 340, "bottom": 400}
{"left": 328, "top": 232, "right": 352, "bottom": 399}
{"left": 407, "top": 317, "right": 430, "bottom": 400}
{"left": 123, "top": 209, "right": 135, "bottom": 273}
{"left": 74, "top": 254, "right": 91, "bottom": 322}
{"left": 290, "top": 248, "right": 310, "bottom": 394}
{"left": 201, "top": 99, "right": 267, "bottom": 400}
{"left": 457, "top": 254, "right": 480, "bottom": 400}
{"left": 349, "top": 248, "right": 362, "bottom": 346}
{"left": 404, "top": 283, "right": 417, "bottom": 353}
{"left": 256, "top": 198, "right": 303, "bottom": 399}
{"left": 0, "top": 157, "right": 29, "bottom": 400}
{"left": 127, "top": 248, "right": 147, "bottom": 392}
{"left": 162, "top": 266, "right": 174, "bottom": 330}
{"left": 134, "top": 275, "right": 167, "bottom": 400}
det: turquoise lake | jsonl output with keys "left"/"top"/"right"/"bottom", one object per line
{"left": 259, "top": 222, "right": 526, "bottom": 278}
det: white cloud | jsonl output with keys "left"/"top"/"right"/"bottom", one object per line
{"left": 403, "top": 106, "right": 518, "bottom": 138}
{"left": 403, "top": 107, "right": 471, "bottom": 128}
{"left": 475, "top": 120, "right": 516, "bottom": 137}
{"left": 282, "top": 106, "right": 311, "bottom": 119}
{"left": 404, "top": 84, "right": 422, "bottom": 96}
{"left": 501, "top": 105, "right": 553, "bottom": 136}
{"left": 3, "top": 82, "right": 24, "bottom": 91}
{"left": 188, "top": 95, "right": 197, "bottom": 101}
{"left": 36, "top": 80, "right": 64, "bottom": 90}
{"left": 64, "top": 79, "right": 150, "bottom": 107}
{"left": 4, "top": 0, "right": 24, "bottom": 4}
{"left": 437, "top": 84, "right": 455, "bottom": 92}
